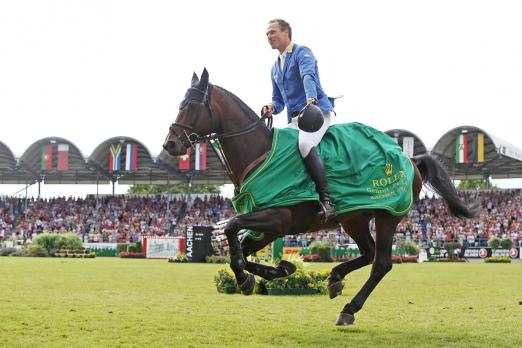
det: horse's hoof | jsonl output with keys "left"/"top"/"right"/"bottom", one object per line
{"left": 327, "top": 280, "right": 344, "bottom": 299}
{"left": 238, "top": 273, "right": 255, "bottom": 296}
{"left": 277, "top": 260, "right": 297, "bottom": 277}
{"left": 335, "top": 312, "right": 355, "bottom": 326}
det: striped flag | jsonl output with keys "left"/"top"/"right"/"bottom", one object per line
{"left": 41, "top": 144, "right": 52, "bottom": 171}
{"left": 469, "top": 133, "right": 484, "bottom": 163}
{"left": 125, "top": 143, "right": 138, "bottom": 171}
{"left": 178, "top": 148, "right": 190, "bottom": 171}
{"left": 57, "top": 144, "right": 69, "bottom": 171}
{"left": 195, "top": 143, "right": 207, "bottom": 171}
{"left": 109, "top": 144, "right": 122, "bottom": 172}
{"left": 455, "top": 134, "right": 468, "bottom": 163}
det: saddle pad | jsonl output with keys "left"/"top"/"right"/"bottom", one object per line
{"left": 232, "top": 122, "right": 414, "bottom": 217}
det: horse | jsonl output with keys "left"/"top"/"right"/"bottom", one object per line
{"left": 163, "top": 68, "right": 479, "bottom": 326}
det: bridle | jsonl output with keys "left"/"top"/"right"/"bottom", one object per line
{"left": 169, "top": 85, "right": 272, "bottom": 148}
{"left": 168, "top": 84, "right": 272, "bottom": 190}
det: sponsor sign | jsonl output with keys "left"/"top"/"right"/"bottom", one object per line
{"left": 83, "top": 242, "right": 118, "bottom": 257}
{"left": 83, "top": 243, "right": 117, "bottom": 250}
{"left": 432, "top": 247, "right": 520, "bottom": 259}
{"left": 184, "top": 226, "right": 214, "bottom": 262}
{"left": 143, "top": 237, "right": 184, "bottom": 259}
{"left": 283, "top": 247, "right": 301, "bottom": 255}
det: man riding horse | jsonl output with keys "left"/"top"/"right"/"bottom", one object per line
{"left": 264, "top": 18, "right": 335, "bottom": 221}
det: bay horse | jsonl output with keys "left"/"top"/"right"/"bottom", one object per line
{"left": 163, "top": 68, "right": 479, "bottom": 326}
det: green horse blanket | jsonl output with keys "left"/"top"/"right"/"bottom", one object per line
{"left": 232, "top": 122, "right": 415, "bottom": 217}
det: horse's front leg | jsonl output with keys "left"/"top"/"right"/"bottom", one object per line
{"left": 224, "top": 207, "right": 292, "bottom": 295}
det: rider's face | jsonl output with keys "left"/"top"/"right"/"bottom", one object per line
{"left": 266, "top": 23, "right": 290, "bottom": 53}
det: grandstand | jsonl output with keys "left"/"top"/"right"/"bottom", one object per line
{"left": 1, "top": 125, "right": 522, "bottom": 252}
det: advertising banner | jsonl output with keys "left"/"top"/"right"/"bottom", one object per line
{"left": 83, "top": 242, "right": 118, "bottom": 257}
{"left": 427, "top": 247, "right": 520, "bottom": 259}
{"left": 184, "top": 226, "right": 214, "bottom": 262}
{"left": 143, "top": 237, "right": 184, "bottom": 259}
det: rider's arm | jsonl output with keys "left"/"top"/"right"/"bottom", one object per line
{"left": 297, "top": 46, "right": 319, "bottom": 102}
{"left": 271, "top": 68, "right": 285, "bottom": 114}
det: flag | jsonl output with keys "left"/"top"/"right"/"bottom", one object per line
{"left": 41, "top": 144, "right": 52, "bottom": 171}
{"left": 469, "top": 133, "right": 484, "bottom": 163}
{"left": 125, "top": 143, "right": 138, "bottom": 171}
{"left": 195, "top": 143, "right": 207, "bottom": 171}
{"left": 402, "top": 137, "right": 414, "bottom": 158}
{"left": 455, "top": 134, "right": 468, "bottom": 163}
{"left": 57, "top": 144, "right": 69, "bottom": 171}
{"left": 178, "top": 148, "right": 190, "bottom": 171}
{"left": 109, "top": 144, "right": 122, "bottom": 172}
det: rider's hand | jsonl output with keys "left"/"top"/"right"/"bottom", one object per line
{"left": 261, "top": 104, "right": 274, "bottom": 117}
{"left": 307, "top": 98, "right": 318, "bottom": 105}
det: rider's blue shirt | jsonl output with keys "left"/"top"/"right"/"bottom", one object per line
{"left": 271, "top": 42, "right": 333, "bottom": 123}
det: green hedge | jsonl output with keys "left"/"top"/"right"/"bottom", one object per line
{"left": 32, "top": 233, "right": 83, "bottom": 256}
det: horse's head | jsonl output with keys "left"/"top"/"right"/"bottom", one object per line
{"left": 163, "top": 68, "right": 215, "bottom": 156}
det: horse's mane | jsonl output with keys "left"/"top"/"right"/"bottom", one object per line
{"left": 212, "top": 84, "right": 272, "bottom": 137}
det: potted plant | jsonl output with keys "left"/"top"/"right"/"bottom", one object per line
{"left": 214, "top": 268, "right": 239, "bottom": 294}
{"left": 260, "top": 269, "right": 329, "bottom": 295}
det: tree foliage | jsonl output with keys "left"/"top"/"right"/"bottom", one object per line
{"left": 457, "top": 179, "right": 497, "bottom": 190}
{"left": 128, "top": 184, "right": 221, "bottom": 194}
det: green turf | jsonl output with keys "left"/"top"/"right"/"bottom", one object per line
{"left": 1, "top": 258, "right": 521, "bottom": 347}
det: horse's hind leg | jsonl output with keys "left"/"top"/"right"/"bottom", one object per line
{"left": 335, "top": 212, "right": 400, "bottom": 326}
{"left": 241, "top": 234, "right": 297, "bottom": 280}
{"left": 327, "top": 215, "right": 375, "bottom": 299}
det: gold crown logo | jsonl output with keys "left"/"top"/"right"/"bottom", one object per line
{"left": 384, "top": 163, "right": 393, "bottom": 176}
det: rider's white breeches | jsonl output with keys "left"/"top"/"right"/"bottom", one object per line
{"left": 287, "top": 111, "right": 333, "bottom": 158}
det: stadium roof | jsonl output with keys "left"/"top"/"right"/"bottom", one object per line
{"left": 0, "top": 140, "right": 25, "bottom": 184}
{"left": 385, "top": 129, "right": 428, "bottom": 157}
{"left": 432, "top": 126, "right": 522, "bottom": 179}
{"left": 1, "top": 125, "right": 522, "bottom": 185}
{"left": 0, "top": 137, "right": 231, "bottom": 186}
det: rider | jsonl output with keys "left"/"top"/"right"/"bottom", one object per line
{"left": 263, "top": 18, "right": 335, "bottom": 220}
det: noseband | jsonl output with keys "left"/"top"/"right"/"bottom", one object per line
{"left": 169, "top": 85, "right": 271, "bottom": 148}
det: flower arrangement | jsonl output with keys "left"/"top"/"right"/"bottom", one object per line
{"left": 484, "top": 256, "right": 511, "bottom": 263}
{"left": 213, "top": 268, "right": 239, "bottom": 294}
{"left": 168, "top": 252, "right": 189, "bottom": 263}
{"left": 302, "top": 254, "right": 321, "bottom": 262}
{"left": 258, "top": 269, "right": 330, "bottom": 295}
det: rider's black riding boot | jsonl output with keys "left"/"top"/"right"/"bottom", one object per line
{"left": 303, "top": 147, "right": 335, "bottom": 221}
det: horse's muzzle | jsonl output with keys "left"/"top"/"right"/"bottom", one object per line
{"left": 163, "top": 139, "right": 184, "bottom": 157}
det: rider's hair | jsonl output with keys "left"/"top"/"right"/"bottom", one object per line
{"left": 269, "top": 19, "right": 292, "bottom": 40}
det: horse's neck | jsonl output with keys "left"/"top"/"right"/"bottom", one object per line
{"left": 212, "top": 90, "right": 272, "bottom": 186}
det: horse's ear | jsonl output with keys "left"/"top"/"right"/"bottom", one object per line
{"left": 191, "top": 72, "right": 199, "bottom": 87}
{"left": 198, "top": 67, "right": 209, "bottom": 90}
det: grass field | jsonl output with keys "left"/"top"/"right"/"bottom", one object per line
{"left": 1, "top": 258, "right": 521, "bottom": 348}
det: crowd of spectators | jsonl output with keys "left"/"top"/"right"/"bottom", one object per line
{"left": 394, "top": 189, "right": 521, "bottom": 248}
{"left": 281, "top": 189, "right": 522, "bottom": 248}
{"left": 0, "top": 194, "right": 234, "bottom": 243}
{"left": 1, "top": 189, "right": 521, "bottom": 248}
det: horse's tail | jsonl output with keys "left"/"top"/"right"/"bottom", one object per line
{"left": 413, "top": 155, "right": 481, "bottom": 218}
